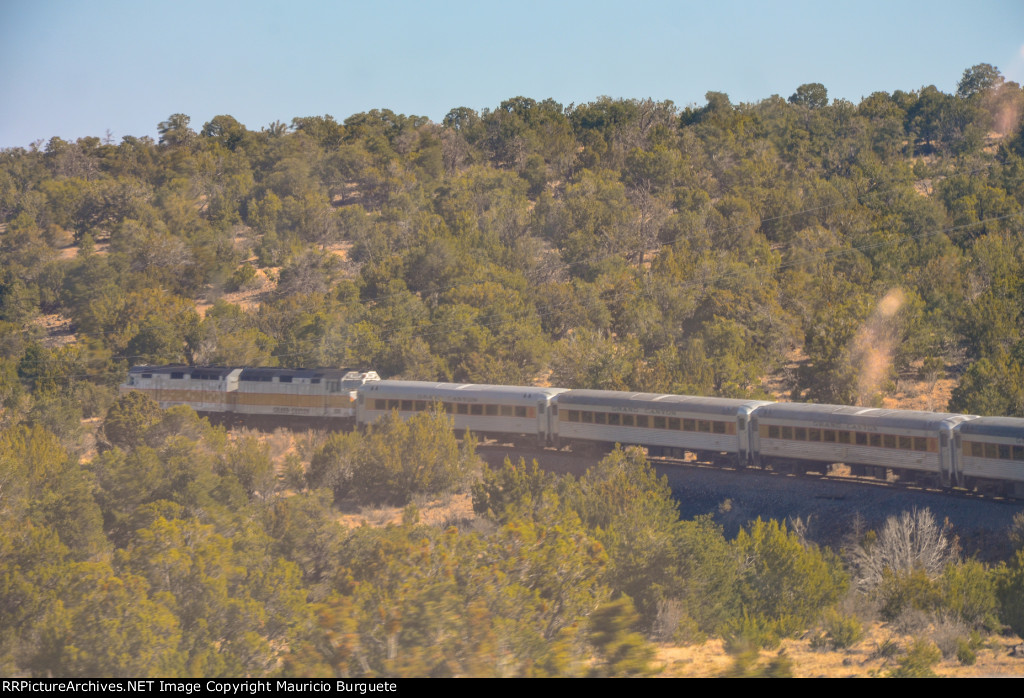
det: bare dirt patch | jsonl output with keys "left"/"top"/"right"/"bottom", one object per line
{"left": 31, "top": 312, "right": 76, "bottom": 347}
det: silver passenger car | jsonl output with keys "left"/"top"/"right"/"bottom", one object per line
{"left": 751, "top": 403, "right": 973, "bottom": 485}
{"left": 957, "top": 417, "right": 1024, "bottom": 495}
{"left": 557, "top": 390, "right": 772, "bottom": 465}
{"left": 357, "top": 381, "right": 567, "bottom": 446}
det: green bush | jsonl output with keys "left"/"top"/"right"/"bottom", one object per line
{"left": 887, "top": 638, "right": 941, "bottom": 678}
{"left": 822, "top": 608, "right": 864, "bottom": 649}
{"left": 955, "top": 637, "right": 977, "bottom": 666}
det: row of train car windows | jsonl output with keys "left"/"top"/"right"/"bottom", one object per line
{"left": 372, "top": 399, "right": 535, "bottom": 418}
{"left": 760, "top": 425, "right": 936, "bottom": 452}
{"left": 166, "top": 373, "right": 222, "bottom": 380}
{"left": 966, "top": 441, "right": 1024, "bottom": 461}
{"left": 562, "top": 410, "right": 732, "bottom": 434}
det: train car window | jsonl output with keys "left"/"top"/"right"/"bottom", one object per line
{"left": 261, "top": 376, "right": 273, "bottom": 382}
{"left": 808, "top": 429, "right": 820, "bottom": 442}
{"left": 470, "top": 404, "right": 483, "bottom": 416}
{"left": 928, "top": 438, "right": 938, "bottom": 452}
{"left": 914, "top": 437, "right": 927, "bottom": 452}
{"left": 444, "top": 403, "right": 455, "bottom": 414}
{"left": 500, "top": 405, "right": 513, "bottom": 416}
{"left": 738, "top": 417, "right": 747, "bottom": 430}
{"left": 279, "top": 376, "right": 293, "bottom": 383}
{"left": 838, "top": 431, "right": 851, "bottom": 444}
{"left": 768, "top": 425, "right": 780, "bottom": 439}
{"left": 608, "top": 413, "right": 621, "bottom": 426}
{"left": 855, "top": 432, "right": 867, "bottom": 446}
{"left": 400, "top": 400, "right": 413, "bottom": 411}
{"left": 699, "top": 420, "right": 712, "bottom": 433}
{"left": 781, "top": 426, "right": 793, "bottom": 440}
{"left": 794, "top": 427, "right": 807, "bottom": 441}
{"left": 882, "top": 434, "right": 895, "bottom": 448}
{"left": 515, "top": 406, "right": 527, "bottom": 418}
{"left": 713, "top": 421, "right": 727, "bottom": 435}
{"left": 623, "top": 414, "right": 634, "bottom": 427}
{"left": 970, "top": 441, "right": 983, "bottom": 457}
{"left": 567, "top": 410, "right": 579, "bottom": 422}
{"left": 653, "top": 416, "right": 666, "bottom": 429}
{"left": 637, "top": 415, "right": 649, "bottom": 428}
{"left": 311, "top": 378, "right": 321, "bottom": 384}
{"left": 898, "top": 436, "right": 912, "bottom": 450}
{"left": 582, "top": 411, "right": 593, "bottom": 423}
{"left": 870, "top": 434, "right": 881, "bottom": 447}
{"left": 374, "top": 399, "right": 386, "bottom": 410}
{"left": 999, "top": 444, "right": 1011, "bottom": 460}
{"left": 685, "top": 419, "right": 697, "bottom": 432}
{"left": 141, "top": 373, "right": 152, "bottom": 379}
{"left": 457, "top": 404, "right": 469, "bottom": 415}
{"left": 985, "top": 443, "right": 998, "bottom": 459}
{"left": 668, "top": 418, "right": 680, "bottom": 430}
{"left": 386, "top": 399, "right": 399, "bottom": 410}
{"left": 823, "top": 430, "right": 836, "bottom": 443}
{"left": 170, "top": 372, "right": 184, "bottom": 379}
{"left": 1013, "top": 446, "right": 1024, "bottom": 461}
{"left": 415, "top": 400, "right": 427, "bottom": 411}
{"left": 526, "top": 407, "right": 537, "bottom": 418}
{"left": 594, "top": 412, "right": 607, "bottom": 425}
{"left": 485, "top": 404, "right": 498, "bottom": 416}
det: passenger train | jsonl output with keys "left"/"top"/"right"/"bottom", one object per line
{"left": 121, "top": 365, "right": 1024, "bottom": 497}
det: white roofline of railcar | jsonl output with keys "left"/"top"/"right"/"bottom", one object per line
{"left": 755, "top": 402, "right": 972, "bottom": 430}
{"left": 361, "top": 380, "right": 566, "bottom": 401}
{"left": 558, "top": 389, "right": 772, "bottom": 416}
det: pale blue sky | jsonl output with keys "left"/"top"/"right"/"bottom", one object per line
{"left": 1, "top": 0, "right": 1022, "bottom": 148}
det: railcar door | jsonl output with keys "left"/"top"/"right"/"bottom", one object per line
{"left": 736, "top": 410, "right": 750, "bottom": 467}
{"left": 537, "top": 400, "right": 548, "bottom": 447}
{"left": 943, "top": 427, "right": 957, "bottom": 488}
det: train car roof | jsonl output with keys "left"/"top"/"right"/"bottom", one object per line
{"left": 128, "top": 365, "right": 240, "bottom": 379}
{"left": 557, "top": 390, "right": 773, "bottom": 416}
{"left": 958, "top": 417, "right": 1024, "bottom": 439}
{"left": 755, "top": 402, "right": 970, "bottom": 430}
{"left": 361, "top": 380, "right": 566, "bottom": 401}
{"left": 238, "top": 367, "right": 367, "bottom": 381}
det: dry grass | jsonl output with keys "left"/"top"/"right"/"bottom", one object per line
{"left": 656, "top": 622, "right": 1024, "bottom": 677}
{"left": 336, "top": 493, "right": 475, "bottom": 529}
